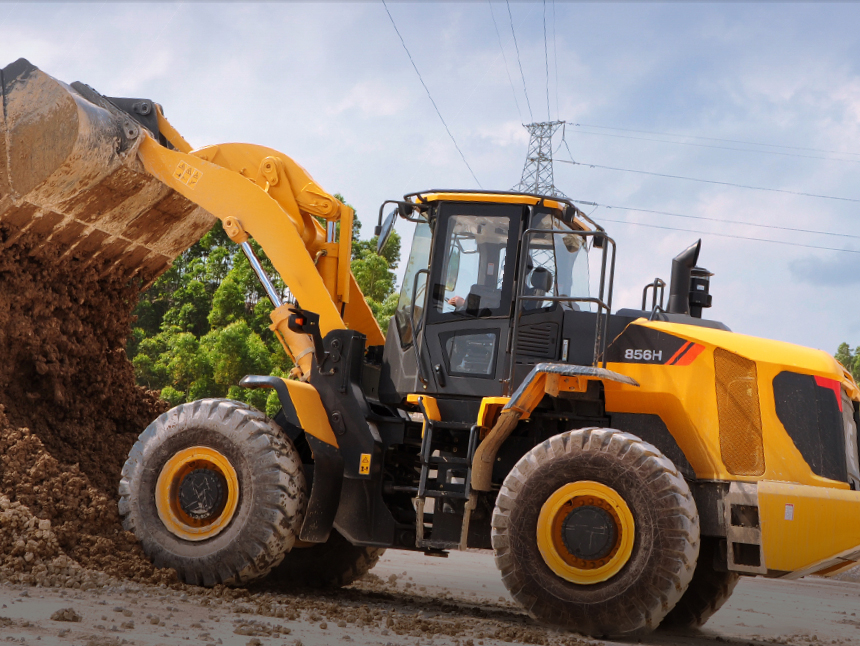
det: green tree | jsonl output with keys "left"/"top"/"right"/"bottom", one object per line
{"left": 128, "top": 193, "right": 401, "bottom": 410}
{"left": 836, "top": 343, "right": 860, "bottom": 383}
{"left": 345, "top": 204, "right": 401, "bottom": 331}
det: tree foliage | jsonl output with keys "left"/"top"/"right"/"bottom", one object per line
{"left": 836, "top": 343, "right": 860, "bottom": 384}
{"left": 128, "top": 195, "right": 401, "bottom": 413}
{"left": 349, "top": 210, "right": 401, "bottom": 332}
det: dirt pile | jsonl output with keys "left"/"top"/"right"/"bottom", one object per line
{"left": 0, "top": 226, "right": 174, "bottom": 586}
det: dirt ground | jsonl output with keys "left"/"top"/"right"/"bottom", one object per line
{"left": 0, "top": 549, "right": 858, "bottom": 646}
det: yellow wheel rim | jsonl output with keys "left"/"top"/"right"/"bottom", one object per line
{"left": 536, "top": 480, "right": 635, "bottom": 585}
{"left": 155, "top": 446, "right": 239, "bottom": 542}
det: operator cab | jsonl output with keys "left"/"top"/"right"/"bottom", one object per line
{"left": 376, "top": 191, "right": 603, "bottom": 404}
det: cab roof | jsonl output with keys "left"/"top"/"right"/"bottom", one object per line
{"left": 404, "top": 189, "right": 599, "bottom": 232}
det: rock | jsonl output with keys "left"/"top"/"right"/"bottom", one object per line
{"left": 50, "top": 607, "right": 82, "bottom": 622}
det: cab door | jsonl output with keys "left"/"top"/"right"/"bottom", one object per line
{"left": 421, "top": 202, "right": 523, "bottom": 398}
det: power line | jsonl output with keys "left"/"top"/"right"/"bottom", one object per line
{"left": 591, "top": 214, "right": 860, "bottom": 255}
{"left": 572, "top": 122, "right": 860, "bottom": 158}
{"left": 572, "top": 200, "right": 860, "bottom": 240}
{"left": 543, "top": 0, "right": 550, "bottom": 121}
{"left": 557, "top": 157, "right": 860, "bottom": 204}
{"left": 506, "top": 0, "right": 533, "bottom": 122}
{"left": 565, "top": 134, "right": 859, "bottom": 253}
{"left": 568, "top": 126, "right": 860, "bottom": 164}
{"left": 382, "top": 0, "right": 482, "bottom": 187}
{"left": 488, "top": 0, "right": 523, "bottom": 123}
{"left": 552, "top": 0, "right": 559, "bottom": 119}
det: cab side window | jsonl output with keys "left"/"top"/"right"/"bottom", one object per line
{"left": 395, "top": 222, "right": 433, "bottom": 346}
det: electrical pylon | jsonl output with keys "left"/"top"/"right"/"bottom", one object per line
{"left": 512, "top": 120, "right": 567, "bottom": 198}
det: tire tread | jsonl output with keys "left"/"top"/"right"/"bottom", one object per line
{"left": 118, "top": 398, "right": 307, "bottom": 587}
{"left": 491, "top": 427, "right": 699, "bottom": 637}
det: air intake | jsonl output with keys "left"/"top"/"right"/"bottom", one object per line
{"left": 715, "top": 348, "right": 765, "bottom": 476}
{"left": 516, "top": 322, "right": 559, "bottom": 358}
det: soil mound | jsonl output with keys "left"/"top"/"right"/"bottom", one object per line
{"left": 0, "top": 226, "right": 174, "bottom": 586}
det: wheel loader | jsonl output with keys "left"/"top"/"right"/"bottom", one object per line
{"left": 2, "top": 58, "right": 859, "bottom": 637}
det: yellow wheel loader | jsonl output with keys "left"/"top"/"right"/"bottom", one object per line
{"left": 3, "top": 59, "right": 859, "bottom": 637}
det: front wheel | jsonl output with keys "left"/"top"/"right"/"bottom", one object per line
{"left": 491, "top": 428, "right": 700, "bottom": 637}
{"left": 119, "top": 399, "right": 307, "bottom": 586}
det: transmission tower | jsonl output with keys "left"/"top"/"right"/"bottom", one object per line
{"left": 512, "top": 120, "right": 567, "bottom": 198}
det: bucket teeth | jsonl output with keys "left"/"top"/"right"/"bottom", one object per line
{"left": 0, "top": 58, "right": 215, "bottom": 283}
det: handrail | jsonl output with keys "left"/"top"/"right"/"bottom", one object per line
{"left": 506, "top": 227, "right": 616, "bottom": 395}
{"left": 641, "top": 278, "right": 666, "bottom": 312}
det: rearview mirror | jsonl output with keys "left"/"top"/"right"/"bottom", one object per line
{"left": 376, "top": 208, "right": 397, "bottom": 254}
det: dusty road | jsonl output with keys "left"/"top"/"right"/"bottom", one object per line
{"left": 0, "top": 549, "right": 857, "bottom": 646}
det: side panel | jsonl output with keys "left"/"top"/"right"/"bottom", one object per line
{"left": 603, "top": 320, "right": 853, "bottom": 489}
{"left": 773, "top": 371, "right": 847, "bottom": 483}
{"left": 758, "top": 480, "right": 860, "bottom": 575}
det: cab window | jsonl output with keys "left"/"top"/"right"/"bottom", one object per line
{"left": 525, "top": 211, "right": 592, "bottom": 312}
{"left": 429, "top": 203, "right": 520, "bottom": 321}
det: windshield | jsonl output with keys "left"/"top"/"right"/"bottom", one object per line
{"left": 525, "top": 212, "right": 592, "bottom": 312}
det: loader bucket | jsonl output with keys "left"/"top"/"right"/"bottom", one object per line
{"left": 0, "top": 58, "right": 215, "bottom": 285}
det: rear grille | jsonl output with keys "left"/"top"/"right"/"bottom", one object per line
{"left": 715, "top": 348, "right": 765, "bottom": 475}
{"left": 516, "top": 322, "right": 558, "bottom": 358}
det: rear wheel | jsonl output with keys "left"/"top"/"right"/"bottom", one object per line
{"left": 119, "top": 398, "right": 306, "bottom": 586}
{"left": 662, "top": 537, "right": 739, "bottom": 627}
{"left": 268, "top": 529, "right": 385, "bottom": 588}
{"left": 491, "top": 428, "right": 699, "bottom": 637}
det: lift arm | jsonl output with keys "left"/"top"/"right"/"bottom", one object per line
{"left": 138, "top": 136, "right": 385, "bottom": 375}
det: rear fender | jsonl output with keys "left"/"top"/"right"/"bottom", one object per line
{"left": 239, "top": 375, "right": 342, "bottom": 543}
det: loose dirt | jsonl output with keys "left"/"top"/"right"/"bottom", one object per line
{"left": 0, "top": 550, "right": 859, "bottom": 646}
{"left": 0, "top": 228, "right": 173, "bottom": 587}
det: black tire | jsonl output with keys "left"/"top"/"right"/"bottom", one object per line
{"left": 662, "top": 537, "right": 739, "bottom": 628}
{"left": 491, "top": 427, "right": 699, "bottom": 637}
{"left": 267, "top": 529, "right": 385, "bottom": 588}
{"left": 118, "top": 398, "right": 307, "bottom": 587}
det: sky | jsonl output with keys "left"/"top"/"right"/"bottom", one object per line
{"left": 1, "top": 2, "right": 858, "bottom": 355}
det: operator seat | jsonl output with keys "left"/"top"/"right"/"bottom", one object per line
{"left": 522, "top": 267, "right": 553, "bottom": 310}
{"left": 465, "top": 283, "right": 502, "bottom": 313}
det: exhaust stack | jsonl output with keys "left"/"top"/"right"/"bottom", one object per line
{"left": 667, "top": 240, "right": 701, "bottom": 315}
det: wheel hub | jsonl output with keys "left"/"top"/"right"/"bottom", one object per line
{"left": 536, "top": 480, "right": 635, "bottom": 585}
{"left": 155, "top": 446, "right": 239, "bottom": 541}
{"left": 561, "top": 505, "right": 618, "bottom": 561}
{"left": 178, "top": 468, "right": 227, "bottom": 520}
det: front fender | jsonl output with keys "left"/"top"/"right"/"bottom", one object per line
{"left": 240, "top": 375, "right": 343, "bottom": 543}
